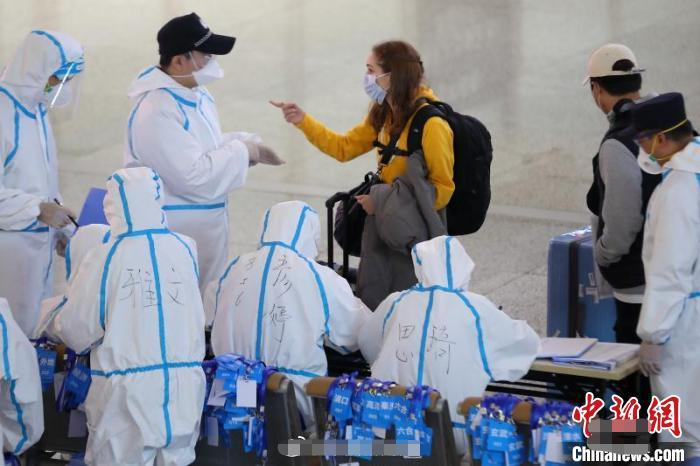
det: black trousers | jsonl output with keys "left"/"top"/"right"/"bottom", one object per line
{"left": 614, "top": 298, "right": 651, "bottom": 410}
{"left": 613, "top": 298, "right": 642, "bottom": 343}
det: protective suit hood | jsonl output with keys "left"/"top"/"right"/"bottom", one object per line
{"left": 411, "top": 235, "right": 474, "bottom": 289}
{"left": 0, "top": 30, "right": 84, "bottom": 109}
{"left": 259, "top": 201, "right": 320, "bottom": 259}
{"left": 104, "top": 167, "right": 166, "bottom": 236}
{"left": 127, "top": 65, "right": 192, "bottom": 99}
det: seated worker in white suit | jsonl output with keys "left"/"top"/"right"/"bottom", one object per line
{"left": 44, "top": 167, "right": 206, "bottom": 466}
{"left": 205, "top": 201, "right": 369, "bottom": 428}
{"left": 0, "top": 297, "right": 43, "bottom": 457}
{"left": 33, "top": 223, "right": 110, "bottom": 341}
{"left": 358, "top": 235, "right": 540, "bottom": 454}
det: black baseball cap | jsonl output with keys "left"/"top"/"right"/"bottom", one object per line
{"left": 625, "top": 92, "right": 689, "bottom": 139}
{"left": 157, "top": 13, "right": 235, "bottom": 57}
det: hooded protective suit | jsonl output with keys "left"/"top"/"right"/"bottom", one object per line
{"left": 0, "top": 30, "right": 84, "bottom": 335}
{"left": 0, "top": 297, "right": 43, "bottom": 455}
{"left": 205, "top": 201, "right": 369, "bottom": 426}
{"left": 124, "top": 66, "right": 254, "bottom": 291}
{"left": 358, "top": 236, "right": 540, "bottom": 454}
{"left": 33, "top": 223, "right": 110, "bottom": 341}
{"left": 46, "top": 167, "right": 206, "bottom": 466}
{"left": 637, "top": 137, "right": 700, "bottom": 457}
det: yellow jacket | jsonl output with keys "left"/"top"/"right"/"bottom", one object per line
{"left": 295, "top": 87, "right": 455, "bottom": 209}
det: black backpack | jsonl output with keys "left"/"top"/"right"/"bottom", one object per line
{"left": 376, "top": 101, "right": 493, "bottom": 235}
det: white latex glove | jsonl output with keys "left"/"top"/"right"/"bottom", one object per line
{"left": 38, "top": 202, "right": 77, "bottom": 229}
{"left": 639, "top": 341, "right": 663, "bottom": 376}
{"left": 244, "top": 141, "right": 285, "bottom": 166}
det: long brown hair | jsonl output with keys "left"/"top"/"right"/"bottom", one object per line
{"left": 367, "top": 40, "right": 425, "bottom": 138}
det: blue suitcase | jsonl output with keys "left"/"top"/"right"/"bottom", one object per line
{"left": 77, "top": 187, "right": 108, "bottom": 226}
{"left": 546, "top": 227, "right": 616, "bottom": 342}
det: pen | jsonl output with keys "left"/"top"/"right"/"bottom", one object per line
{"left": 53, "top": 198, "right": 80, "bottom": 228}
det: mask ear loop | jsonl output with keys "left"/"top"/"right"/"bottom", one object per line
{"left": 49, "top": 62, "right": 75, "bottom": 109}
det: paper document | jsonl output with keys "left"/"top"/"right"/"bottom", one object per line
{"left": 537, "top": 337, "right": 598, "bottom": 359}
{"left": 552, "top": 342, "right": 639, "bottom": 371}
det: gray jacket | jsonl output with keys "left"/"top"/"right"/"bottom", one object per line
{"left": 356, "top": 151, "right": 447, "bottom": 309}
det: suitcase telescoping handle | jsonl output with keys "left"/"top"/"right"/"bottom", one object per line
{"left": 325, "top": 191, "right": 351, "bottom": 278}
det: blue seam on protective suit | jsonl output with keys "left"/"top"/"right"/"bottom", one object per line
{"left": 255, "top": 245, "right": 277, "bottom": 360}
{"left": 445, "top": 236, "right": 454, "bottom": 289}
{"left": 261, "top": 241, "right": 331, "bottom": 336}
{"left": 117, "top": 228, "right": 169, "bottom": 238}
{"left": 91, "top": 361, "right": 201, "bottom": 378}
{"left": 146, "top": 233, "right": 172, "bottom": 447}
{"left": 99, "top": 238, "right": 123, "bottom": 329}
{"left": 38, "top": 104, "right": 50, "bottom": 162}
{"left": 44, "top": 296, "right": 68, "bottom": 326}
{"left": 162, "top": 202, "right": 225, "bottom": 211}
{"left": 689, "top": 291, "right": 700, "bottom": 299}
{"left": 31, "top": 30, "right": 67, "bottom": 66}
{"left": 2, "top": 107, "right": 20, "bottom": 168}
{"left": 111, "top": 174, "right": 133, "bottom": 233}
{"left": 416, "top": 290, "right": 435, "bottom": 386}
{"left": 175, "top": 102, "right": 190, "bottom": 131}
{"left": 169, "top": 232, "right": 199, "bottom": 279}
{"left": 21, "top": 220, "right": 38, "bottom": 231}
{"left": 213, "top": 256, "right": 240, "bottom": 324}
{"left": 381, "top": 288, "right": 417, "bottom": 338}
{"left": 277, "top": 367, "right": 324, "bottom": 378}
{"left": 452, "top": 422, "right": 468, "bottom": 430}
{"left": 20, "top": 227, "right": 49, "bottom": 233}
{"left": 127, "top": 93, "right": 149, "bottom": 161}
{"left": 0, "top": 86, "right": 36, "bottom": 119}
{"left": 43, "top": 242, "right": 54, "bottom": 286}
{"left": 290, "top": 206, "right": 311, "bottom": 251}
{"left": 455, "top": 291, "right": 493, "bottom": 378}
{"left": 102, "top": 230, "right": 111, "bottom": 243}
{"left": 65, "top": 241, "right": 72, "bottom": 280}
{"left": 138, "top": 66, "right": 156, "bottom": 79}
{"left": 411, "top": 244, "right": 422, "bottom": 266}
{"left": 259, "top": 209, "right": 271, "bottom": 244}
{"left": 162, "top": 89, "right": 196, "bottom": 108}
{"left": 0, "top": 314, "right": 28, "bottom": 454}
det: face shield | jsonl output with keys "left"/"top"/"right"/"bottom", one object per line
{"left": 44, "top": 58, "right": 84, "bottom": 118}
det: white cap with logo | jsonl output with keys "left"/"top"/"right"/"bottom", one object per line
{"left": 583, "top": 43, "right": 645, "bottom": 84}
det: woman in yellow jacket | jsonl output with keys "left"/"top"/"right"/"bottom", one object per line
{"left": 272, "top": 40, "right": 454, "bottom": 308}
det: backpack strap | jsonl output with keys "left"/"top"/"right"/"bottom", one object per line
{"left": 373, "top": 133, "right": 406, "bottom": 168}
{"left": 406, "top": 102, "right": 446, "bottom": 154}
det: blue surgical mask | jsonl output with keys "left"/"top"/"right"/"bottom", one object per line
{"left": 364, "top": 72, "right": 389, "bottom": 104}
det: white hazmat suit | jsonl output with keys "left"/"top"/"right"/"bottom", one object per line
{"left": 205, "top": 201, "right": 369, "bottom": 426}
{"left": 637, "top": 137, "right": 700, "bottom": 457}
{"left": 0, "top": 30, "right": 84, "bottom": 335}
{"left": 46, "top": 167, "right": 206, "bottom": 466}
{"left": 124, "top": 66, "right": 254, "bottom": 291}
{"left": 358, "top": 235, "right": 540, "bottom": 454}
{"left": 0, "top": 297, "right": 43, "bottom": 455}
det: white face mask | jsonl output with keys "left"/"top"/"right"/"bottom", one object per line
{"left": 172, "top": 53, "right": 224, "bottom": 86}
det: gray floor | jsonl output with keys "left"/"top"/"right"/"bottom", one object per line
{"left": 2, "top": 0, "right": 699, "bottom": 336}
